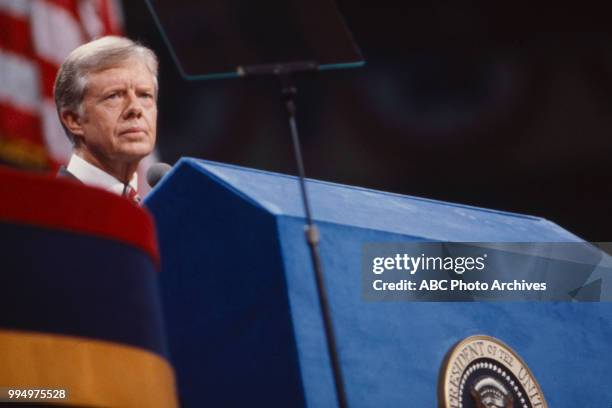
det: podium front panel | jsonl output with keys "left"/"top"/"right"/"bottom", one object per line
{"left": 145, "top": 158, "right": 611, "bottom": 407}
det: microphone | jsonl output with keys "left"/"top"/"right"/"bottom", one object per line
{"left": 147, "top": 163, "right": 172, "bottom": 188}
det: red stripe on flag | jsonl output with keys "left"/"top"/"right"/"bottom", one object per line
{"left": 0, "top": 11, "right": 34, "bottom": 58}
{"left": 0, "top": 103, "right": 45, "bottom": 146}
{"left": 37, "top": 57, "right": 60, "bottom": 99}
{"left": 98, "top": 0, "right": 122, "bottom": 35}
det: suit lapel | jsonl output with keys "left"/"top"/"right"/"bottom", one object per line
{"left": 57, "top": 166, "right": 82, "bottom": 183}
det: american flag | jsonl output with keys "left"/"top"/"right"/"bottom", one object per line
{"left": 0, "top": 0, "right": 156, "bottom": 192}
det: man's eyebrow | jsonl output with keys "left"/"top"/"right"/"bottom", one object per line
{"left": 97, "top": 86, "right": 123, "bottom": 95}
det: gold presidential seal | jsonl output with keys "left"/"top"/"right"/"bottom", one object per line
{"left": 438, "top": 335, "right": 547, "bottom": 408}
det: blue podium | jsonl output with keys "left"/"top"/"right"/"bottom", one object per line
{"left": 145, "top": 158, "right": 612, "bottom": 407}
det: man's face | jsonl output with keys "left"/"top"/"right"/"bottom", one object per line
{"left": 74, "top": 60, "right": 157, "bottom": 166}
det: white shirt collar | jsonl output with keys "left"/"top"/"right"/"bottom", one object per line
{"left": 66, "top": 153, "right": 138, "bottom": 196}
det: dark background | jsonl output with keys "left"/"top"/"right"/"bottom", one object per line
{"left": 124, "top": 2, "right": 612, "bottom": 240}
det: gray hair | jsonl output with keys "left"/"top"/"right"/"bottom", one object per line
{"left": 53, "top": 36, "right": 159, "bottom": 142}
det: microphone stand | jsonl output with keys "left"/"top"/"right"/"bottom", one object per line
{"left": 239, "top": 62, "right": 349, "bottom": 408}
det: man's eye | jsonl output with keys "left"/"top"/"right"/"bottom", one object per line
{"left": 106, "top": 92, "right": 119, "bottom": 100}
{"left": 140, "top": 92, "right": 153, "bottom": 99}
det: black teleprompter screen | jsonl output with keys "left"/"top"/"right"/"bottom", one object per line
{"left": 145, "top": 0, "right": 364, "bottom": 79}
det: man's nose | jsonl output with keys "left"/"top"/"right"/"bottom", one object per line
{"left": 123, "top": 91, "right": 143, "bottom": 119}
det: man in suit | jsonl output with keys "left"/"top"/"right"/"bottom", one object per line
{"left": 54, "top": 36, "right": 159, "bottom": 202}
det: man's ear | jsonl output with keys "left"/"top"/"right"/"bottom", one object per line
{"left": 60, "top": 110, "right": 85, "bottom": 137}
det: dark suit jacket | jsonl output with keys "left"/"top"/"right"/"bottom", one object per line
{"left": 57, "top": 166, "right": 82, "bottom": 183}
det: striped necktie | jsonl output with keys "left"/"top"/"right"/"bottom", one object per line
{"left": 124, "top": 185, "right": 141, "bottom": 204}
